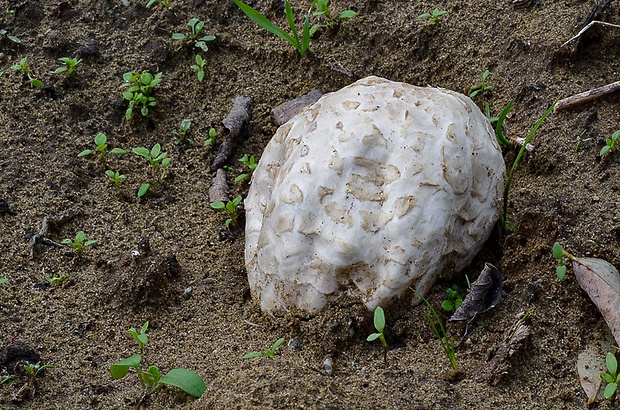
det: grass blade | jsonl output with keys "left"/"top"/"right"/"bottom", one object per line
{"left": 233, "top": 0, "right": 295, "bottom": 46}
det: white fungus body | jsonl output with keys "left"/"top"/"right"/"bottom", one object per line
{"left": 245, "top": 76, "right": 505, "bottom": 314}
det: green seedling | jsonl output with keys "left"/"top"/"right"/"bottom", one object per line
{"left": 601, "top": 352, "right": 620, "bottom": 400}
{"left": 62, "top": 231, "right": 96, "bottom": 257}
{"left": 210, "top": 195, "right": 243, "bottom": 228}
{"left": 110, "top": 322, "right": 206, "bottom": 403}
{"left": 494, "top": 101, "right": 513, "bottom": 147}
{"left": 172, "top": 18, "right": 216, "bottom": 52}
{"left": 146, "top": 0, "right": 170, "bottom": 8}
{"left": 469, "top": 69, "right": 492, "bottom": 98}
{"left": 11, "top": 57, "right": 43, "bottom": 88}
{"left": 133, "top": 143, "right": 172, "bottom": 198}
{"left": 501, "top": 102, "right": 555, "bottom": 230}
{"left": 441, "top": 285, "right": 463, "bottom": 312}
{"left": 418, "top": 8, "right": 447, "bottom": 24}
{"left": 233, "top": 0, "right": 311, "bottom": 56}
{"left": 78, "top": 133, "right": 127, "bottom": 169}
{"left": 23, "top": 362, "right": 55, "bottom": 381}
{"left": 105, "top": 170, "right": 127, "bottom": 187}
{"left": 234, "top": 154, "right": 257, "bottom": 183}
{"left": 0, "top": 278, "right": 7, "bottom": 285}
{"left": 309, "top": 0, "right": 357, "bottom": 36}
{"left": 600, "top": 130, "right": 620, "bottom": 157}
{"left": 0, "top": 375, "right": 15, "bottom": 386}
{"left": 190, "top": 55, "right": 206, "bottom": 83}
{"left": 172, "top": 119, "right": 193, "bottom": 143}
{"left": 53, "top": 57, "right": 82, "bottom": 77}
{"left": 552, "top": 242, "right": 568, "bottom": 280}
{"left": 367, "top": 306, "right": 389, "bottom": 366}
{"left": 120, "top": 71, "right": 162, "bottom": 120}
{"left": 243, "top": 337, "right": 285, "bottom": 359}
{"left": 45, "top": 274, "right": 69, "bottom": 286}
{"left": 574, "top": 129, "right": 588, "bottom": 152}
{"left": 413, "top": 289, "right": 457, "bottom": 369}
{"left": 204, "top": 127, "right": 217, "bottom": 147}
{"left": 0, "top": 29, "right": 20, "bottom": 45}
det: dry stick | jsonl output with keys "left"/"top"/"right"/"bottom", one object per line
{"left": 271, "top": 89, "right": 323, "bottom": 127}
{"left": 28, "top": 213, "right": 79, "bottom": 258}
{"left": 208, "top": 168, "right": 230, "bottom": 203}
{"left": 210, "top": 96, "right": 253, "bottom": 174}
{"left": 561, "top": 20, "right": 620, "bottom": 47}
{"left": 554, "top": 81, "right": 620, "bottom": 112}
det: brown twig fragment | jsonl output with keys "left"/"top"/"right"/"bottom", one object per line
{"left": 271, "top": 89, "right": 323, "bottom": 127}
{"left": 28, "top": 213, "right": 79, "bottom": 258}
{"left": 208, "top": 168, "right": 230, "bottom": 203}
{"left": 210, "top": 96, "right": 253, "bottom": 173}
{"left": 554, "top": 81, "right": 620, "bottom": 112}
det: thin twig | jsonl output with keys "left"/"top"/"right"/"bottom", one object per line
{"left": 561, "top": 20, "right": 620, "bottom": 47}
{"left": 554, "top": 81, "right": 620, "bottom": 112}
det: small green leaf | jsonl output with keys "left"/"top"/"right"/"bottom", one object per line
{"left": 373, "top": 306, "right": 385, "bottom": 332}
{"left": 110, "top": 354, "right": 142, "bottom": 379}
{"left": 160, "top": 368, "right": 206, "bottom": 398}
{"left": 138, "top": 183, "right": 150, "bottom": 198}
{"left": 243, "top": 352, "right": 264, "bottom": 359}
{"left": 338, "top": 10, "right": 357, "bottom": 19}
{"left": 75, "top": 231, "right": 86, "bottom": 242}
{"left": 0, "top": 278, "right": 8, "bottom": 285}
{"left": 132, "top": 147, "right": 151, "bottom": 158}
{"left": 441, "top": 300, "right": 454, "bottom": 311}
{"left": 367, "top": 333, "right": 380, "bottom": 342}
{"left": 171, "top": 33, "right": 186, "bottom": 40}
{"left": 606, "top": 352, "right": 618, "bottom": 375}
{"left": 78, "top": 150, "right": 93, "bottom": 157}
{"left": 552, "top": 242, "right": 563, "bottom": 259}
{"left": 556, "top": 266, "right": 567, "bottom": 280}
{"left": 53, "top": 66, "right": 67, "bottom": 74}
{"left": 109, "top": 148, "right": 127, "bottom": 155}
{"left": 604, "top": 382, "right": 617, "bottom": 399}
{"left": 210, "top": 201, "right": 225, "bottom": 209}
{"left": 601, "top": 145, "right": 611, "bottom": 156}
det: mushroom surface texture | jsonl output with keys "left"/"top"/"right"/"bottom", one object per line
{"left": 245, "top": 76, "right": 506, "bottom": 314}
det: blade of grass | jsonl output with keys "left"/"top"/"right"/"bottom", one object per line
{"left": 495, "top": 101, "right": 513, "bottom": 146}
{"left": 233, "top": 0, "right": 296, "bottom": 47}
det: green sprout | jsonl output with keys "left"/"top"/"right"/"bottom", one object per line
{"left": 133, "top": 143, "right": 172, "bottom": 198}
{"left": 78, "top": 132, "right": 127, "bottom": 169}
{"left": 0, "top": 29, "right": 20, "bottom": 45}
{"left": 469, "top": 69, "right": 492, "bottom": 98}
{"left": 11, "top": 57, "right": 44, "bottom": 88}
{"left": 204, "top": 127, "right": 217, "bottom": 147}
{"left": 23, "top": 362, "right": 54, "bottom": 382}
{"left": 600, "top": 130, "right": 620, "bottom": 157}
{"left": 120, "top": 70, "right": 162, "bottom": 120}
{"left": 172, "top": 119, "right": 193, "bottom": 143}
{"left": 145, "top": 0, "right": 170, "bottom": 9}
{"left": 413, "top": 289, "right": 457, "bottom": 370}
{"left": 243, "top": 337, "right": 285, "bottom": 359}
{"left": 233, "top": 0, "right": 311, "bottom": 56}
{"left": 601, "top": 352, "right": 620, "bottom": 400}
{"left": 172, "top": 18, "right": 216, "bottom": 52}
{"left": 367, "top": 306, "right": 389, "bottom": 366}
{"left": 418, "top": 8, "right": 447, "bottom": 24}
{"left": 45, "top": 274, "right": 68, "bottom": 286}
{"left": 105, "top": 170, "right": 127, "bottom": 187}
{"left": 234, "top": 154, "right": 257, "bottom": 183}
{"left": 0, "top": 278, "right": 8, "bottom": 285}
{"left": 110, "top": 322, "right": 206, "bottom": 403}
{"left": 190, "top": 55, "right": 206, "bottom": 83}
{"left": 552, "top": 242, "right": 568, "bottom": 280}
{"left": 501, "top": 102, "right": 555, "bottom": 230}
{"left": 574, "top": 129, "right": 587, "bottom": 152}
{"left": 0, "top": 375, "right": 15, "bottom": 386}
{"left": 309, "top": 0, "right": 357, "bottom": 36}
{"left": 441, "top": 285, "right": 463, "bottom": 312}
{"left": 53, "top": 57, "right": 82, "bottom": 78}
{"left": 210, "top": 195, "right": 243, "bottom": 228}
{"left": 61, "top": 231, "right": 96, "bottom": 257}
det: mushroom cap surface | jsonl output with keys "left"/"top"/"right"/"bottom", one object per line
{"left": 245, "top": 76, "right": 505, "bottom": 314}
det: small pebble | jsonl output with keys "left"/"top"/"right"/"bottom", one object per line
{"left": 182, "top": 287, "right": 192, "bottom": 300}
{"left": 323, "top": 357, "right": 333, "bottom": 376}
{"left": 287, "top": 337, "right": 301, "bottom": 351}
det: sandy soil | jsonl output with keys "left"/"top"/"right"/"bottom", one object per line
{"left": 1, "top": 0, "right": 620, "bottom": 408}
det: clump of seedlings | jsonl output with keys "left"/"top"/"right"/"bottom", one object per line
{"left": 11, "top": 57, "right": 43, "bottom": 88}
{"left": 234, "top": 154, "right": 257, "bottom": 183}
{"left": 61, "top": 231, "right": 96, "bottom": 257}
{"left": 243, "top": 337, "right": 285, "bottom": 359}
{"left": 552, "top": 242, "right": 568, "bottom": 280}
{"left": 110, "top": 322, "right": 206, "bottom": 405}
{"left": 310, "top": 0, "right": 357, "bottom": 36}
{"left": 233, "top": 0, "right": 311, "bottom": 56}
{"left": 45, "top": 274, "right": 68, "bottom": 286}
{"left": 78, "top": 132, "right": 127, "bottom": 169}
{"left": 172, "top": 18, "right": 215, "bottom": 52}
{"left": 53, "top": 57, "right": 81, "bottom": 78}
{"left": 602, "top": 352, "right": 620, "bottom": 400}
{"left": 600, "top": 130, "right": 620, "bottom": 157}
{"left": 210, "top": 195, "right": 243, "bottom": 228}
{"left": 413, "top": 289, "right": 458, "bottom": 369}
{"left": 120, "top": 70, "right": 162, "bottom": 120}
{"left": 132, "top": 143, "right": 172, "bottom": 198}
{"left": 418, "top": 8, "right": 447, "bottom": 24}
{"left": 469, "top": 69, "right": 492, "bottom": 98}
{"left": 367, "top": 306, "right": 389, "bottom": 366}
{"left": 441, "top": 285, "right": 463, "bottom": 313}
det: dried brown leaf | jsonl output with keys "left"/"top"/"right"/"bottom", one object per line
{"left": 572, "top": 257, "right": 620, "bottom": 346}
{"left": 450, "top": 263, "right": 503, "bottom": 321}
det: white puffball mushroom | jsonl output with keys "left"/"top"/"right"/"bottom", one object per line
{"left": 245, "top": 76, "right": 506, "bottom": 314}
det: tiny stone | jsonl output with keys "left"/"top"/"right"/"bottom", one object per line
{"left": 323, "top": 357, "right": 333, "bottom": 376}
{"left": 287, "top": 337, "right": 302, "bottom": 351}
{"left": 182, "top": 287, "right": 192, "bottom": 300}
